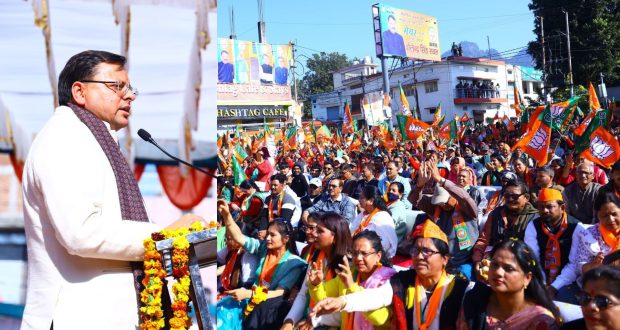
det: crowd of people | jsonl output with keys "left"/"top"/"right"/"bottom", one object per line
{"left": 215, "top": 118, "right": 620, "bottom": 330}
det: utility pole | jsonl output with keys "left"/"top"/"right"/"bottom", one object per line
{"left": 257, "top": 0, "right": 266, "bottom": 43}
{"left": 564, "top": 10, "right": 574, "bottom": 97}
{"left": 487, "top": 36, "right": 491, "bottom": 60}
{"left": 412, "top": 62, "right": 421, "bottom": 118}
{"left": 539, "top": 16, "right": 547, "bottom": 100}
{"left": 229, "top": 7, "right": 236, "bottom": 39}
{"left": 290, "top": 41, "right": 298, "bottom": 102}
{"left": 600, "top": 72, "right": 608, "bottom": 106}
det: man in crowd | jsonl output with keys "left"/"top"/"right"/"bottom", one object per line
{"left": 302, "top": 178, "right": 357, "bottom": 223}
{"left": 352, "top": 163, "right": 378, "bottom": 200}
{"left": 300, "top": 178, "right": 323, "bottom": 212}
{"left": 260, "top": 173, "right": 297, "bottom": 238}
{"left": 473, "top": 180, "right": 538, "bottom": 280}
{"left": 340, "top": 163, "right": 357, "bottom": 196}
{"left": 524, "top": 188, "right": 583, "bottom": 304}
{"left": 530, "top": 165, "right": 564, "bottom": 207}
{"left": 563, "top": 162, "right": 602, "bottom": 224}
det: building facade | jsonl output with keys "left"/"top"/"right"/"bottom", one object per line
{"left": 311, "top": 55, "right": 543, "bottom": 125}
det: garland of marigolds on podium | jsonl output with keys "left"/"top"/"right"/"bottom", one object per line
{"left": 139, "top": 221, "right": 215, "bottom": 330}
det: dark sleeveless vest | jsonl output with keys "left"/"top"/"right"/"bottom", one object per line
{"left": 532, "top": 216, "right": 579, "bottom": 280}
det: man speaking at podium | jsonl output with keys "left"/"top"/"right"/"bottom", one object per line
{"left": 20, "top": 50, "right": 204, "bottom": 330}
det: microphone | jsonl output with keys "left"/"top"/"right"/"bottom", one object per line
{"left": 137, "top": 128, "right": 217, "bottom": 178}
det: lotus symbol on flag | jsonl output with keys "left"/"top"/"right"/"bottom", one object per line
{"left": 550, "top": 105, "right": 563, "bottom": 118}
{"left": 408, "top": 124, "right": 423, "bottom": 132}
{"left": 527, "top": 127, "right": 548, "bottom": 150}
{"left": 591, "top": 136, "right": 614, "bottom": 159}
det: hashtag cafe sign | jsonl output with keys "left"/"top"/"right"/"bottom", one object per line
{"left": 217, "top": 105, "right": 289, "bottom": 119}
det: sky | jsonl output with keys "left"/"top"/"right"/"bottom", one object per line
{"left": 217, "top": 0, "right": 537, "bottom": 72}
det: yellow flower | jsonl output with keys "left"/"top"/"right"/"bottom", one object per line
{"left": 190, "top": 221, "right": 204, "bottom": 232}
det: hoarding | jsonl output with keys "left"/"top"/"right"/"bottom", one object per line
{"left": 373, "top": 3, "right": 440, "bottom": 61}
{"left": 217, "top": 38, "right": 292, "bottom": 86}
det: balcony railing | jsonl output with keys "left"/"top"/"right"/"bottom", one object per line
{"left": 453, "top": 88, "right": 507, "bottom": 104}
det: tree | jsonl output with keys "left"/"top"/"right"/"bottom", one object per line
{"left": 527, "top": 0, "right": 620, "bottom": 88}
{"left": 297, "top": 52, "right": 353, "bottom": 118}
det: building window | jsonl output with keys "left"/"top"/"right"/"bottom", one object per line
{"left": 425, "top": 81, "right": 438, "bottom": 93}
{"left": 462, "top": 106, "right": 468, "bottom": 110}
{"left": 403, "top": 83, "right": 416, "bottom": 97}
{"left": 522, "top": 81, "right": 528, "bottom": 94}
{"left": 507, "top": 69, "right": 513, "bottom": 75}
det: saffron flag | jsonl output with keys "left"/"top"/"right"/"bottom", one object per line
{"left": 432, "top": 103, "right": 443, "bottom": 126}
{"left": 399, "top": 83, "right": 412, "bottom": 116}
{"left": 397, "top": 115, "right": 431, "bottom": 141}
{"left": 580, "top": 126, "right": 620, "bottom": 169}
{"left": 512, "top": 104, "right": 552, "bottom": 166}
{"left": 439, "top": 120, "right": 458, "bottom": 141}
{"left": 461, "top": 112, "right": 470, "bottom": 123}
{"left": 589, "top": 82, "right": 601, "bottom": 111}
{"left": 511, "top": 86, "right": 525, "bottom": 116}
{"left": 342, "top": 100, "right": 355, "bottom": 134}
{"left": 285, "top": 126, "right": 299, "bottom": 150}
{"left": 234, "top": 144, "right": 248, "bottom": 163}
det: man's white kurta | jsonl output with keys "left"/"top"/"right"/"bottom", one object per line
{"left": 21, "top": 106, "right": 162, "bottom": 330}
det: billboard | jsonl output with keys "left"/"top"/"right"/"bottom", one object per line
{"left": 217, "top": 38, "right": 292, "bottom": 86}
{"left": 373, "top": 3, "right": 440, "bottom": 61}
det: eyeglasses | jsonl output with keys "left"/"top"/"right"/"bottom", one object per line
{"left": 80, "top": 80, "right": 139, "bottom": 97}
{"left": 504, "top": 192, "right": 525, "bottom": 200}
{"left": 410, "top": 247, "right": 440, "bottom": 258}
{"left": 578, "top": 293, "right": 620, "bottom": 310}
{"left": 302, "top": 224, "right": 318, "bottom": 232}
{"left": 351, "top": 250, "right": 377, "bottom": 258}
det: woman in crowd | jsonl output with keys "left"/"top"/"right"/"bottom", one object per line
{"left": 299, "top": 212, "right": 321, "bottom": 262}
{"left": 218, "top": 166, "right": 235, "bottom": 202}
{"left": 217, "top": 229, "right": 259, "bottom": 298}
{"left": 307, "top": 230, "right": 396, "bottom": 329}
{"left": 448, "top": 157, "right": 477, "bottom": 186}
{"left": 253, "top": 148, "right": 274, "bottom": 185}
{"left": 281, "top": 212, "right": 352, "bottom": 330}
{"left": 229, "top": 179, "right": 265, "bottom": 236}
{"left": 350, "top": 185, "right": 398, "bottom": 258}
{"left": 570, "top": 191, "right": 620, "bottom": 281}
{"left": 310, "top": 220, "right": 473, "bottom": 329}
{"left": 459, "top": 239, "right": 561, "bottom": 329}
{"left": 387, "top": 181, "right": 409, "bottom": 243}
{"left": 481, "top": 154, "right": 504, "bottom": 186}
{"left": 217, "top": 200, "right": 307, "bottom": 330}
{"left": 561, "top": 265, "right": 620, "bottom": 330}
{"left": 512, "top": 156, "right": 535, "bottom": 190}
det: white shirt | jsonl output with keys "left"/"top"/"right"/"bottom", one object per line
{"left": 349, "top": 210, "right": 397, "bottom": 258}
{"left": 524, "top": 221, "right": 586, "bottom": 289}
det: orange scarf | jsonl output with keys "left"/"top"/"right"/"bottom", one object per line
{"left": 600, "top": 223, "right": 620, "bottom": 253}
{"left": 541, "top": 213, "right": 568, "bottom": 284}
{"left": 259, "top": 250, "right": 286, "bottom": 285}
{"left": 415, "top": 271, "right": 448, "bottom": 330}
{"left": 353, "top": 208, "right": 380, "bottom": 236}
{"left": 485, "top": 191, "right": 504, "bottom": 215}
{"left": 268, "top": 192, "right": 284, "bottom": 222}
{"left": 220, "top": 249, "right": 240, "bottom": 291}
{"left": 308, "top": 251, "right": 335, "bottom": 309}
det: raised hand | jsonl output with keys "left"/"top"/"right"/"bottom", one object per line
{"left": 336, "top": 256, "right": 354, "bottom": 288}
{"left": 308, "top": 260, "right": 324, "bottom": 286}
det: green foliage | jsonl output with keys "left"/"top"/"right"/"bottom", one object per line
{"left": 298, "top": 52, "right": 353, "bottom": 118}
{"left": 550, "top": 84, "right": 589, "bottom": 110}
{"left": 527, "top": 0, "right": 620, "bottom": 86}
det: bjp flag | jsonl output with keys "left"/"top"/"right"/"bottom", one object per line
{"left": 512, "top": 104, "right": 552, "bottom": 166}
{"left": 580, "top": 126, "right": 620, "bottom": 169}
{"left": 397, "top": 115, "right": 431, "bottom": 141}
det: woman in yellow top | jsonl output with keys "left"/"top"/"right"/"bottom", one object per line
{"left": 307, "top": 230, "right": 397, "bottom": 329}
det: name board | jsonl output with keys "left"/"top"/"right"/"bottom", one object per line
{"left": 217, "top": 105, "right": 289, "bottom": 119}
{"left": 217, "top": 82, "right": 292, "bottom": 102}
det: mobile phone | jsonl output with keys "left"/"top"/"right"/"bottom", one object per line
{"left": 484, "top": 155, "right": 491, "bottom": 164}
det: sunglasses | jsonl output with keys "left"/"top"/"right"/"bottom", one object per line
{"left": 578, "top": 293, "right": 619, "bottom": 310}
{"left": 504, "top": 192, "right": 525, "bottom": 200}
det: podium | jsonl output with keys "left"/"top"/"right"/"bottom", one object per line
{"left": 156, "top": 230, "right": 217, "bottom": 330}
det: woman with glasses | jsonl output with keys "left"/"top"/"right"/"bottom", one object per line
{"left": 217, "top": 200, "right": 306, "bottom": 330}
{"left": 282, "top": 212, "right": 352, "bottom": 330}
{"left": 350, "top": 185, "right": 398, "bottom": 258}
{"left": 299, "top": 212, "right": 321, "bottom": 262}
{"left": 458, "top": 239, "right": 562, "bottom": 329}
{"left": 306, "top": 230, "right": 396, "bottom": 329}
{"left": 561, "top": 265, "right": 620, "bottom": 330}
{"left": 310, "top": 220, "right": 473, "bottom": 329}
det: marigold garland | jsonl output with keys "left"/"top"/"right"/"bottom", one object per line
{"left": 139, "top": 221, "right": 215, "bottom": 330}
{"left": 244, "top": 285, "right": 269, "bottom": 317}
